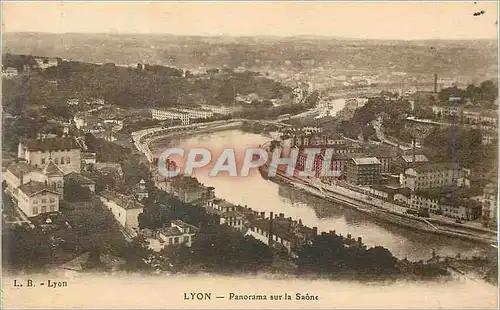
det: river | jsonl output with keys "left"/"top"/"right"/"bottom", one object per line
{"left": 151, "top": 129, "right": 491, "bottom": 262}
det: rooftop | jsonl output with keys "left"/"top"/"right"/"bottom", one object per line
{"left": 100, "top": 190, "right": 144, "bottom": 210}
{"left": 401, "top": 154, "right": 429, "bottom": 163}
{"left": 64, "top": 172, "right": 96, "bottom": 185}
{"left": 169, "top": 176, "right": 202, "bottom": 189}
{"left": 18, "top": 181, "right": 59, "bottom": 197}
{"left": 213, "top": 199, "right": 237, "bottom": 209}
{"left": 412, "top": 162, "right": 459, "bottom": 173}
{"left": 7, "top": 162, "right": 39, "bottom": 179}
{"left": 42, "top": 160, "right": 64, "bottom": 176}
{"left": 21, "top": 136, "right": 81, "bottom": 152}
{"left": 352, "top": 157, "right": 381, "bottom": 165}
{"left": 81, "top": 152, "right": 97, "bottom": 160}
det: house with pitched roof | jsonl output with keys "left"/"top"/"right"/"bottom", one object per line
{"left": 64, "top": 172, "right": 96, "bottom": 193}
{"left": 133, "top": 179, "right": 149, "bottom": 201}
{"left": 206, "top": 199, "right": 246, "bottom": 231}
{"left": 99, "top": 190, "right": 144, "bottom": 229}
{"left": 142, "top": 220, "right": 199, "bottom": 251}
{"left": 18, "top": 136, "right": 82, "bottom": 175}
{"left": 12, "top": 180, "right": 60, "bottom": 217}
{"left": 4, "top": 160, "right": 64, "bottom": 197}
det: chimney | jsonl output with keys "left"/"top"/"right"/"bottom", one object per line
{"left": 298, "top": 219, "right": 303, "bottom": 226}
{"left": 433, "top": 73, "right": 438, "bottom": 94}
{"left": 347, "top": 234, "right": 352, "bottom": 240}
{"left": 279, "top": 213, "right": 284, "bottom": 218}
{"left": 411, "top": 135, "right": 416, "bottom": 168}
{"left": 260, "top": 211, "right": 265, "bottom": 218}
{"left": 313, "top": 227, "right": 318, "bottom": 235}
{"left": 357, "top": 237, "right": 363, "bottom": 244}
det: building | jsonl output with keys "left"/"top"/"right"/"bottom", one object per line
{"left": 34, "top": 57, "right": 58, "bottom": 70}
{"left": 15, "top": 181, "right": 60, "bottom": 217}
{"left": 482, "top": 182, "right": 498, "bottom": 226}
{"left": 245, "top": 212, "right": 317, "bottom": 255}
{"left": 432, "top": 104, "right": 462, "bottom": 118}
{"left": 368, "top": 185, "right": 398, "bottom": 200}
{"left": 461, "top": 108, "right": 498, "bottom": 128}
{"left": 157, "top": 175, "right": 215, "bottom": 204}
{"left": 100, "top": 191, "right": 144, "bottom": 229}
{"left": 18, "top": 136, "right": 82, "bottom": 175}
{"left": 67, "top": 98, "right": 80, "bottom": 106}
{"left": 4, "top": 162, "right": 61, "bottom": 217}
{"left": 81, "top": 152, "right": 97, "bottom": 170}
{"left": 398, "top": 154, "right": 429, "bottom": 173}
{"left": 200, "top": 104, "right": 244, "bottom": 115}
{"left": 134, "top": 179, "right": 149, "bottom": 201}
{"left": 64, "top": 172, "right": 96, "bottom": 193}
{"left": 2, "top": 67, "right": 19, "bottom": 78}
{"left": 410, "top": 188, "right": 482, "bottom": 220}
{"left": 206, "top": 199, "right": 246, "bottom": 231}
{"left": 394, "top": 187, "right": 412, "bottom": 205}
{"left": 151, "top": 108, "right": 190, "bottom": 125}
{"left": 142, "top": 220, "right": 199, "bottom": 251}
{"left": 4, "top": 161, "right": 64, "bottom": 197}
{"left": 346, "top": 157, "right": 381, "bottom": 185}
{"left": 400, "top": 162, "right": 467, "bottom": 191}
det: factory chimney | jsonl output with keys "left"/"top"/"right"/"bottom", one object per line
{"left": 433, "top": 74, "right": 438, "bottom": 94}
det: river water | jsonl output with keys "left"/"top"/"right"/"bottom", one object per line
{"left": 151, "top": 129, "right": 491, "bottom": 262}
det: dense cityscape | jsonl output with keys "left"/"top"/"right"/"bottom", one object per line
{"left": 2, "top": 31, "right": 498, "bottom": 289}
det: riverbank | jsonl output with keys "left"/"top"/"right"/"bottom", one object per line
{"left": 262, "top": 165, "right": 497, "bottom": 246}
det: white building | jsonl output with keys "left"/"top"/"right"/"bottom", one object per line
{"left": 142, "top": 220, "right": 199, "bottom": 251}
{"left": 200, "top": 104, "right": 242, "bottom": 115}
{"left": 482, "top": 182, "right": 497, "bottom": 226}
{"left": 18, "top": 137, "right": 82, "bottom": 175}
{"left": 400, "top": 162, "right": 468, "bottom": 191}
{"left": 4, "top": 161, "right": 64, "bottom": 197}
{"left": 100, "top": 191, "right": 144, "bottom": 230}
{"left": 2, "top": 67, "right": 19, "bottom": 78}
{"left": 206, "top": 199, "right": 246, "bottom": 231}
{"left": 35, "top": 58, "right": 58, "bottom": 70}
{"left": 67, "top": 98, "right": 80, "bottom": 106}
{"left": 15, "top": 181, "right": 60, "bottom": 217}
{"left": 151, "top": 109, "right": 190, "bottom": 125}
{"left": 4, "top": 162, "right": 62, "bottom": 217}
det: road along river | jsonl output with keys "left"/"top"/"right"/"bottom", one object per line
{"left": 150, "top": 129, "right": 492, "bottom": 262}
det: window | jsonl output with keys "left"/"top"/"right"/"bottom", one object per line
{"left": 50, "top": 198, "right": 55, "bottom": 203}
{"left": 41, "top": 199, "right": 47, "bottom": 203}
{"left": 168, "top": 238, "right": 172, "bottom": 244}
{"left": 33, "top": 200, "right": 38, "bottom": 204}
{"left": 60, "top": 157, "right": 65, "bottom": 164}
{"left": 41, "top": 206, "right": 47, "bottom": 213}
{"left": 50, "top": 205, "right": 55, "bottom": 212}
{"left": 183, "top": 236, "right": 189, "bottom": 243}
{"left": 54, "top": 158, "right": 59, "bottom": 164}
{"left": 41, "top": 158, "right": 46, "bottom": 165}
{"left": 174, "top": 237, "right": 179, "bottom": 244}
{"left": 33, "top": 207, "right": 38, "bottom": 215}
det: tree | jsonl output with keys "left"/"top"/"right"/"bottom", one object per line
{"left": 189, "top": 225, "right": 274, "bottom": 273}
{"left": 64, "top": 180, "right": 92, "bottom": 202}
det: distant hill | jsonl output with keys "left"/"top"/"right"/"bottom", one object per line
{"left": 2, "top": 32, "right": 498, "bottom": 81}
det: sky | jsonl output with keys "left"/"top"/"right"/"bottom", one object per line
{"left": 2, "top": 1, "right": 499, "bottom": 40}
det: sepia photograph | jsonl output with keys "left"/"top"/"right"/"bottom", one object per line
{"left": 1, "top": 1, "right": 499, "bottom": 308}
